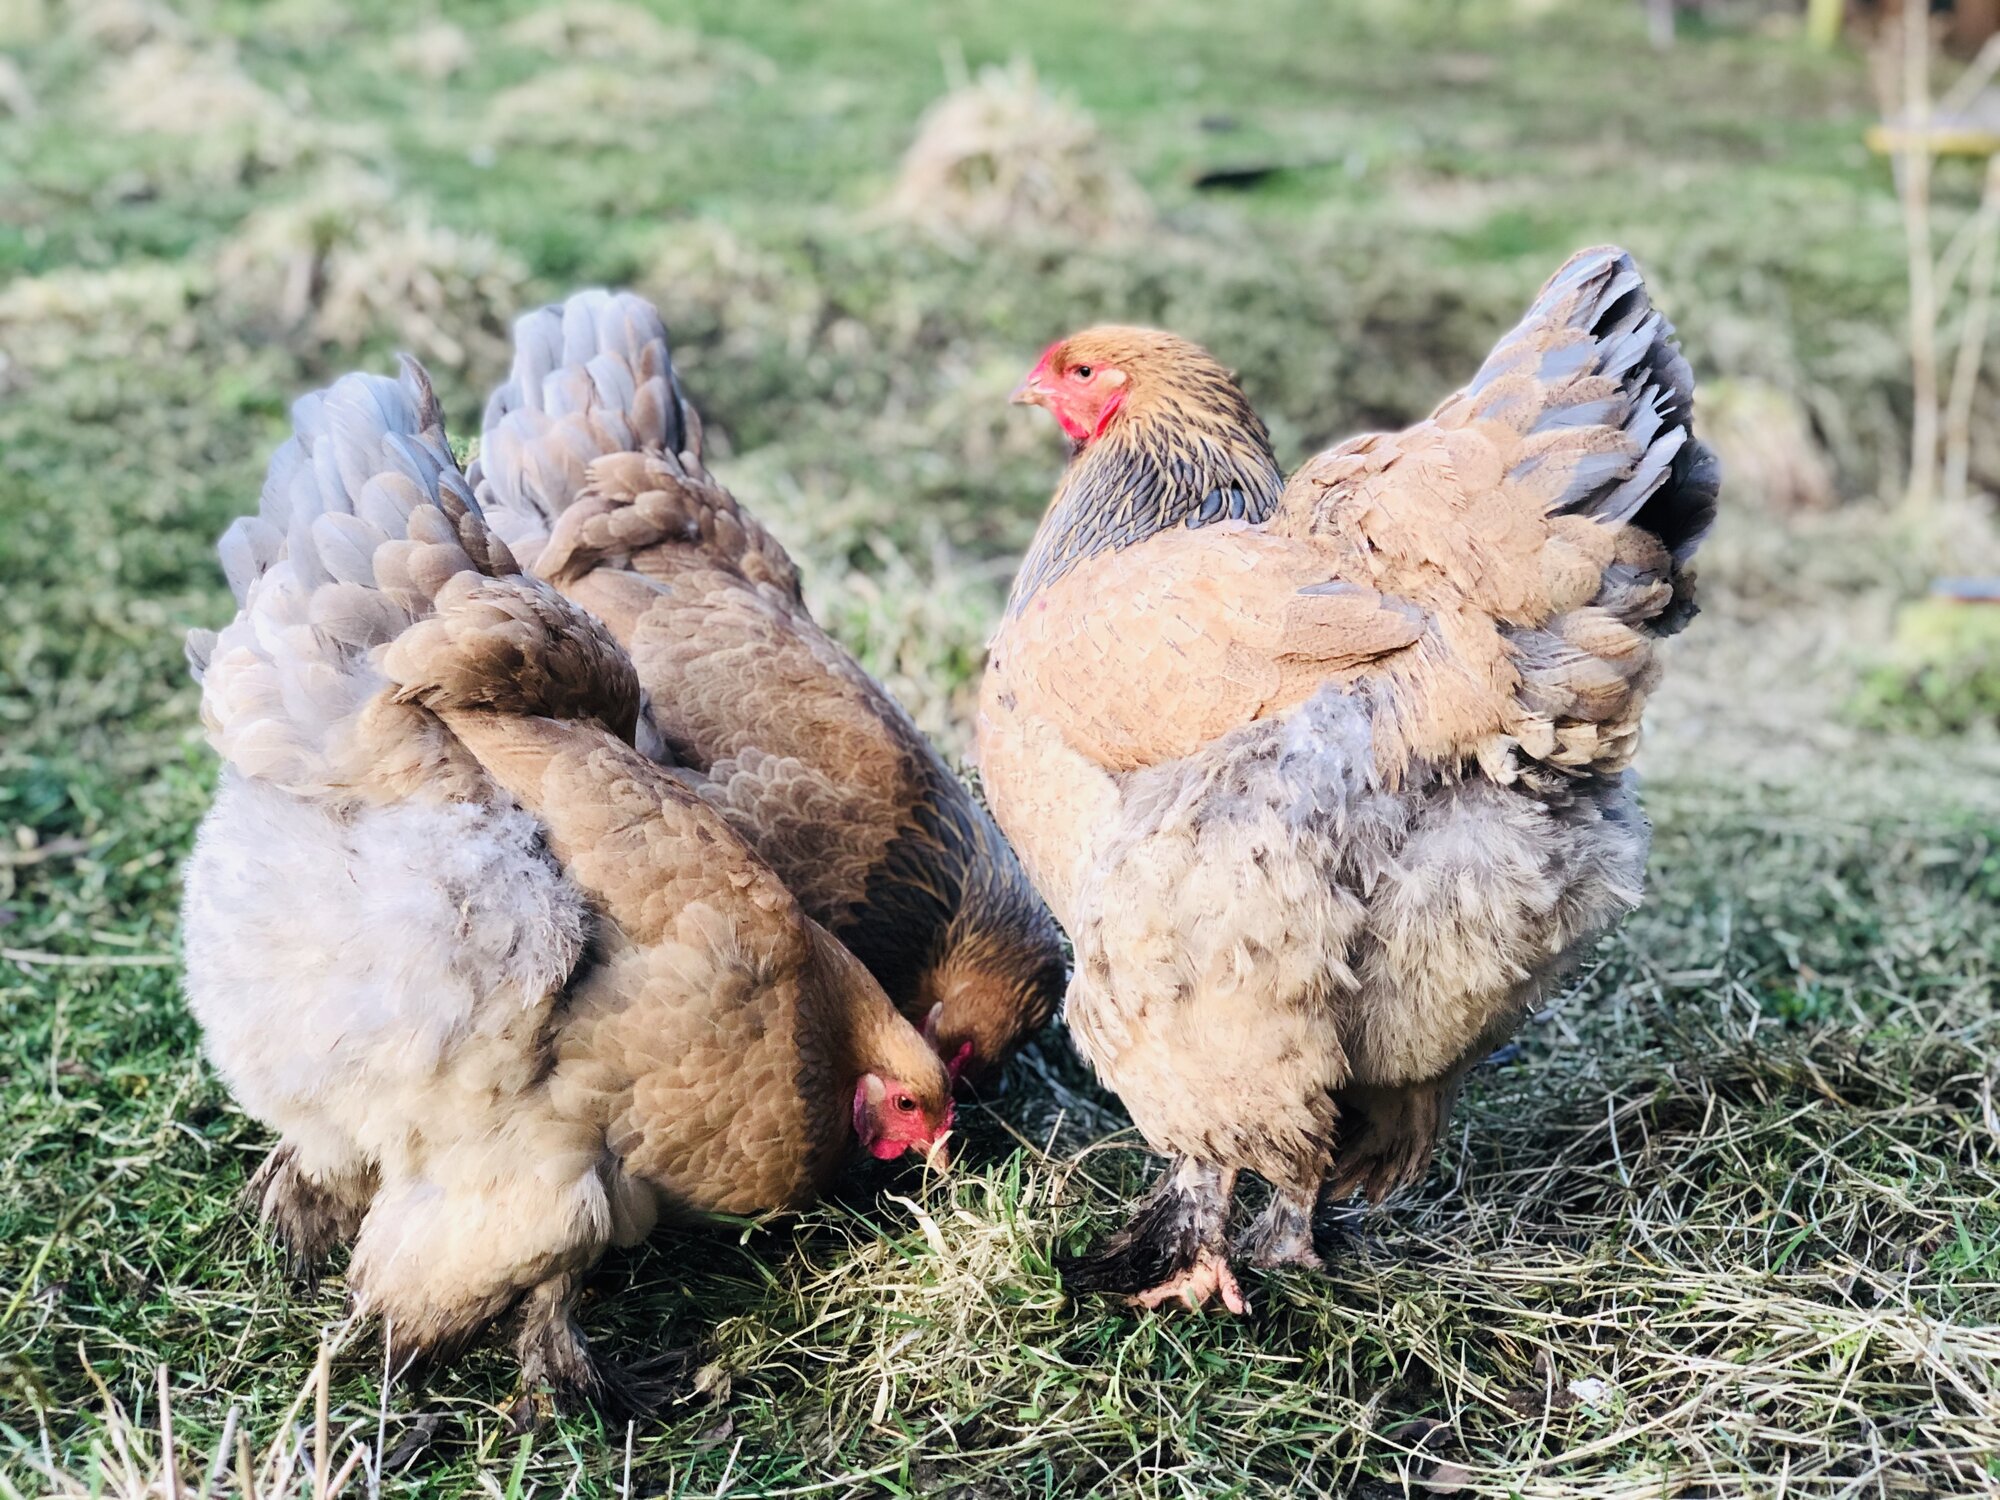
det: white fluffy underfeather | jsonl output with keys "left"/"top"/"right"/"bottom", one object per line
{"left": 182, "top": 772, "right": 591, "bottom": 1176}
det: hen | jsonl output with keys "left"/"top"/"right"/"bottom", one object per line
{"left": 979, "top": 248, "right": 1718, "bottom": 1311}
{"left": 467, "top": 291, "right": 1065, "bottom": 1080}
{"left": 180, "top": 358, "right": 951, "bottom": 1400}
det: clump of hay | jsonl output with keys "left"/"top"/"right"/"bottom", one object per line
{"left": 640, "top": 221, "right": 828, "bottom": 364}
{"left": 215, "top": 166, "right": 527, "bottom": 370}
{"left": 99, "top": 40, "right": 313, "bottom": 172}
{"left": 885, "top": 59, "right": 1151, "bottom": 243}
{"left": 487, "top": 8, "right": 770, "bottom": 148}
{"left": 1701, "top": 376, "right": 1837, "bottom": 515}
{"left": 0, "top": 261, "right": 206, "bottom": 380}
{"left": 502, "top": 0, "right": 767, "bottom": 74}
{"left": 486, "top": 63, "right": 711, "bottom": 149}
{"left": 383, "top": 18, "right": 475, "bottom": 82}
{"left": 66, "top": 0, "right": 185, "bottom": 52}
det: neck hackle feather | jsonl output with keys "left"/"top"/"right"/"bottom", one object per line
{"left": 1008, "top": 329, "right": 1283, "bottom": 613}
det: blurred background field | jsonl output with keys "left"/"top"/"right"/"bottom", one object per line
{"left": 3, "top": 0, "right": 2000, "bottom": 1495}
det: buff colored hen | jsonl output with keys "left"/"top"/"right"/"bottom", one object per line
{"left": 467, "top": 291, "right": 1065, "bottom": 1081}
{"left": 980, "top": 248, "right": 1718, "bottom": 1310}
{"left": 181, "top": 358, "right": 949, "bottom": 1402}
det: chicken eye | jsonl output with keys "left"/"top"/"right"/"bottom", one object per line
{"left": 894, "top": 1094, "right": 918, "bottom": 1114}
{"left": 1073, "top": 365, "right": 1093, "bottom": 379}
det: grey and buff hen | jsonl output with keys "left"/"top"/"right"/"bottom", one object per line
{"left": 181, "top": 359, "right": 949, "bottom": 1402}
{"left": 980, "top": 247, "right": 1718, "bottom": 1310}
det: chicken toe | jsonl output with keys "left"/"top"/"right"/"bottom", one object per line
{"left": 1059, "top": 1157, "right": 1240, "bottom": 1308}
{"left": 1129, "top": 1246, "right": 1251, "bottom": 1315}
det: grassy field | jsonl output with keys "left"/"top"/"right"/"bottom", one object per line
{"left": 5, "top": 0, "right": 2000, "bottom": 1494}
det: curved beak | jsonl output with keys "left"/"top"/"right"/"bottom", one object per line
{"left": 1010, "top": 374, "right": 1047, "bottom": 408}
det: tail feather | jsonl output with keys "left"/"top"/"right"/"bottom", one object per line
{"left": 472, "top": 288, "right": 798, "bottom": 599}
{"left": 1460, "top": 246, "right": 1719, "bottom": 605}
{"left": 470, "top": 290, "right": 696, "bottom": 569}
{"left": 1463, "top": 249, "right": 1720, "bottom": 780}
{"left": 191, "top": 357, "right": 631, "bottom": 799}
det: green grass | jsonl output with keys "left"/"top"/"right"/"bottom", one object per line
{"left": 5, "top": 0, "right": 2000, "bottom": 1493}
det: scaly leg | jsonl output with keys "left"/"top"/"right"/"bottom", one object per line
{"left": 1059, "top": 1157, "right": 1248, "bottom": 1314}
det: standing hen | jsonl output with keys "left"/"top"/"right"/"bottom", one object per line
{"left": 181, "top": 358, "right": 951, "bottom": 1399}
{"left": 979, "top": 248, "right": 1718, "bottom": 1310}
{"left": 467, "top": 291, "right": 1065, "bottom": 1080}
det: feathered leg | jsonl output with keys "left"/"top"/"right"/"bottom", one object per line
{"left": 1328, "top": 1079, "right": 1454, "bottom": 1204}
{"left": 1060, "top": 1157, "right": 1247, "bottom": 1314}
{"left": 244, "top": 1142, "right": 372, "bottom": 1282}
{"left": 1237, "top": 1184, "right": 1323, "bottom": 1272}
{"left": 509, "top": 1271, "right": 601, "bottom": 1427}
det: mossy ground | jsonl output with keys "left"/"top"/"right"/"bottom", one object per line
{"left": 3, "top": 1, "right": 1999, "bottom": 1494}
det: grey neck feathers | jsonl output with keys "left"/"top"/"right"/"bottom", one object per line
{"left": 1008, "top": 412, "right": 1283, "bottom": 613}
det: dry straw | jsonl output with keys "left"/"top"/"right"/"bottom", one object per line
{"left": 885, "top": 57, "right": 1153, "bottom": 245}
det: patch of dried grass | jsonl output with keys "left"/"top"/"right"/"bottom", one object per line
{"left": 0, "top": 261, "right": 206, "bottom": 380}
{"left": 65, "top": 0, "right": 185, "bottom": 52}
{"left": 485, "top": 63, "right": 712, "bottom": 149}
{"left": 486, "top": 12, "right": 769, "bottom": 150}
{"left": 501, "top": 0, "right": 770, "bottom": 76}
{"left": 98, "top": 40, "right": 313, "bottom": 173}
{"left": 1644, "top": 497, "right": 2000, "bottom": 795}
{"left": 884, "top": 58, "right": 1152, "bottom": 244}
{"left": 1702, "top": 377, "right": 1838, "bottom": 516}
{"left": 665, "top": 986, "right": 2000, "bottom": 1497}
{"left": 380, "top": 18, "right": 474, "bottom": 83}
{"left": 9, "top": 1332, "right": 427, "bottom": 1500}
{"left": 213, "top": 167, "right": 528, "bottom": 370}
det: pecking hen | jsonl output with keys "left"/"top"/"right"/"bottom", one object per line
{"left": 979, "top": 247, "right": 1718, "bottom": 1311}
{"left": 466, "top": 290, "right": 1065, "bottom": 1082}
{"left": 180, "top": 358, "right": 951, "bottom": 1401}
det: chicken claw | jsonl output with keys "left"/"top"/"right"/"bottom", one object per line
{"left": 1129, "top": 1247, "right": 1250, "bottom": 1315}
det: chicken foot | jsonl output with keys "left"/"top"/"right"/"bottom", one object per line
{"left": 1059, "top": 1157, "right": 1248, "bottom": 1314}
{"left": 511, "top": 1272, "right": 601, "bottom": 1424}
{"left": 509, "top": 1272, "right": 694, "bottom": 1428}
